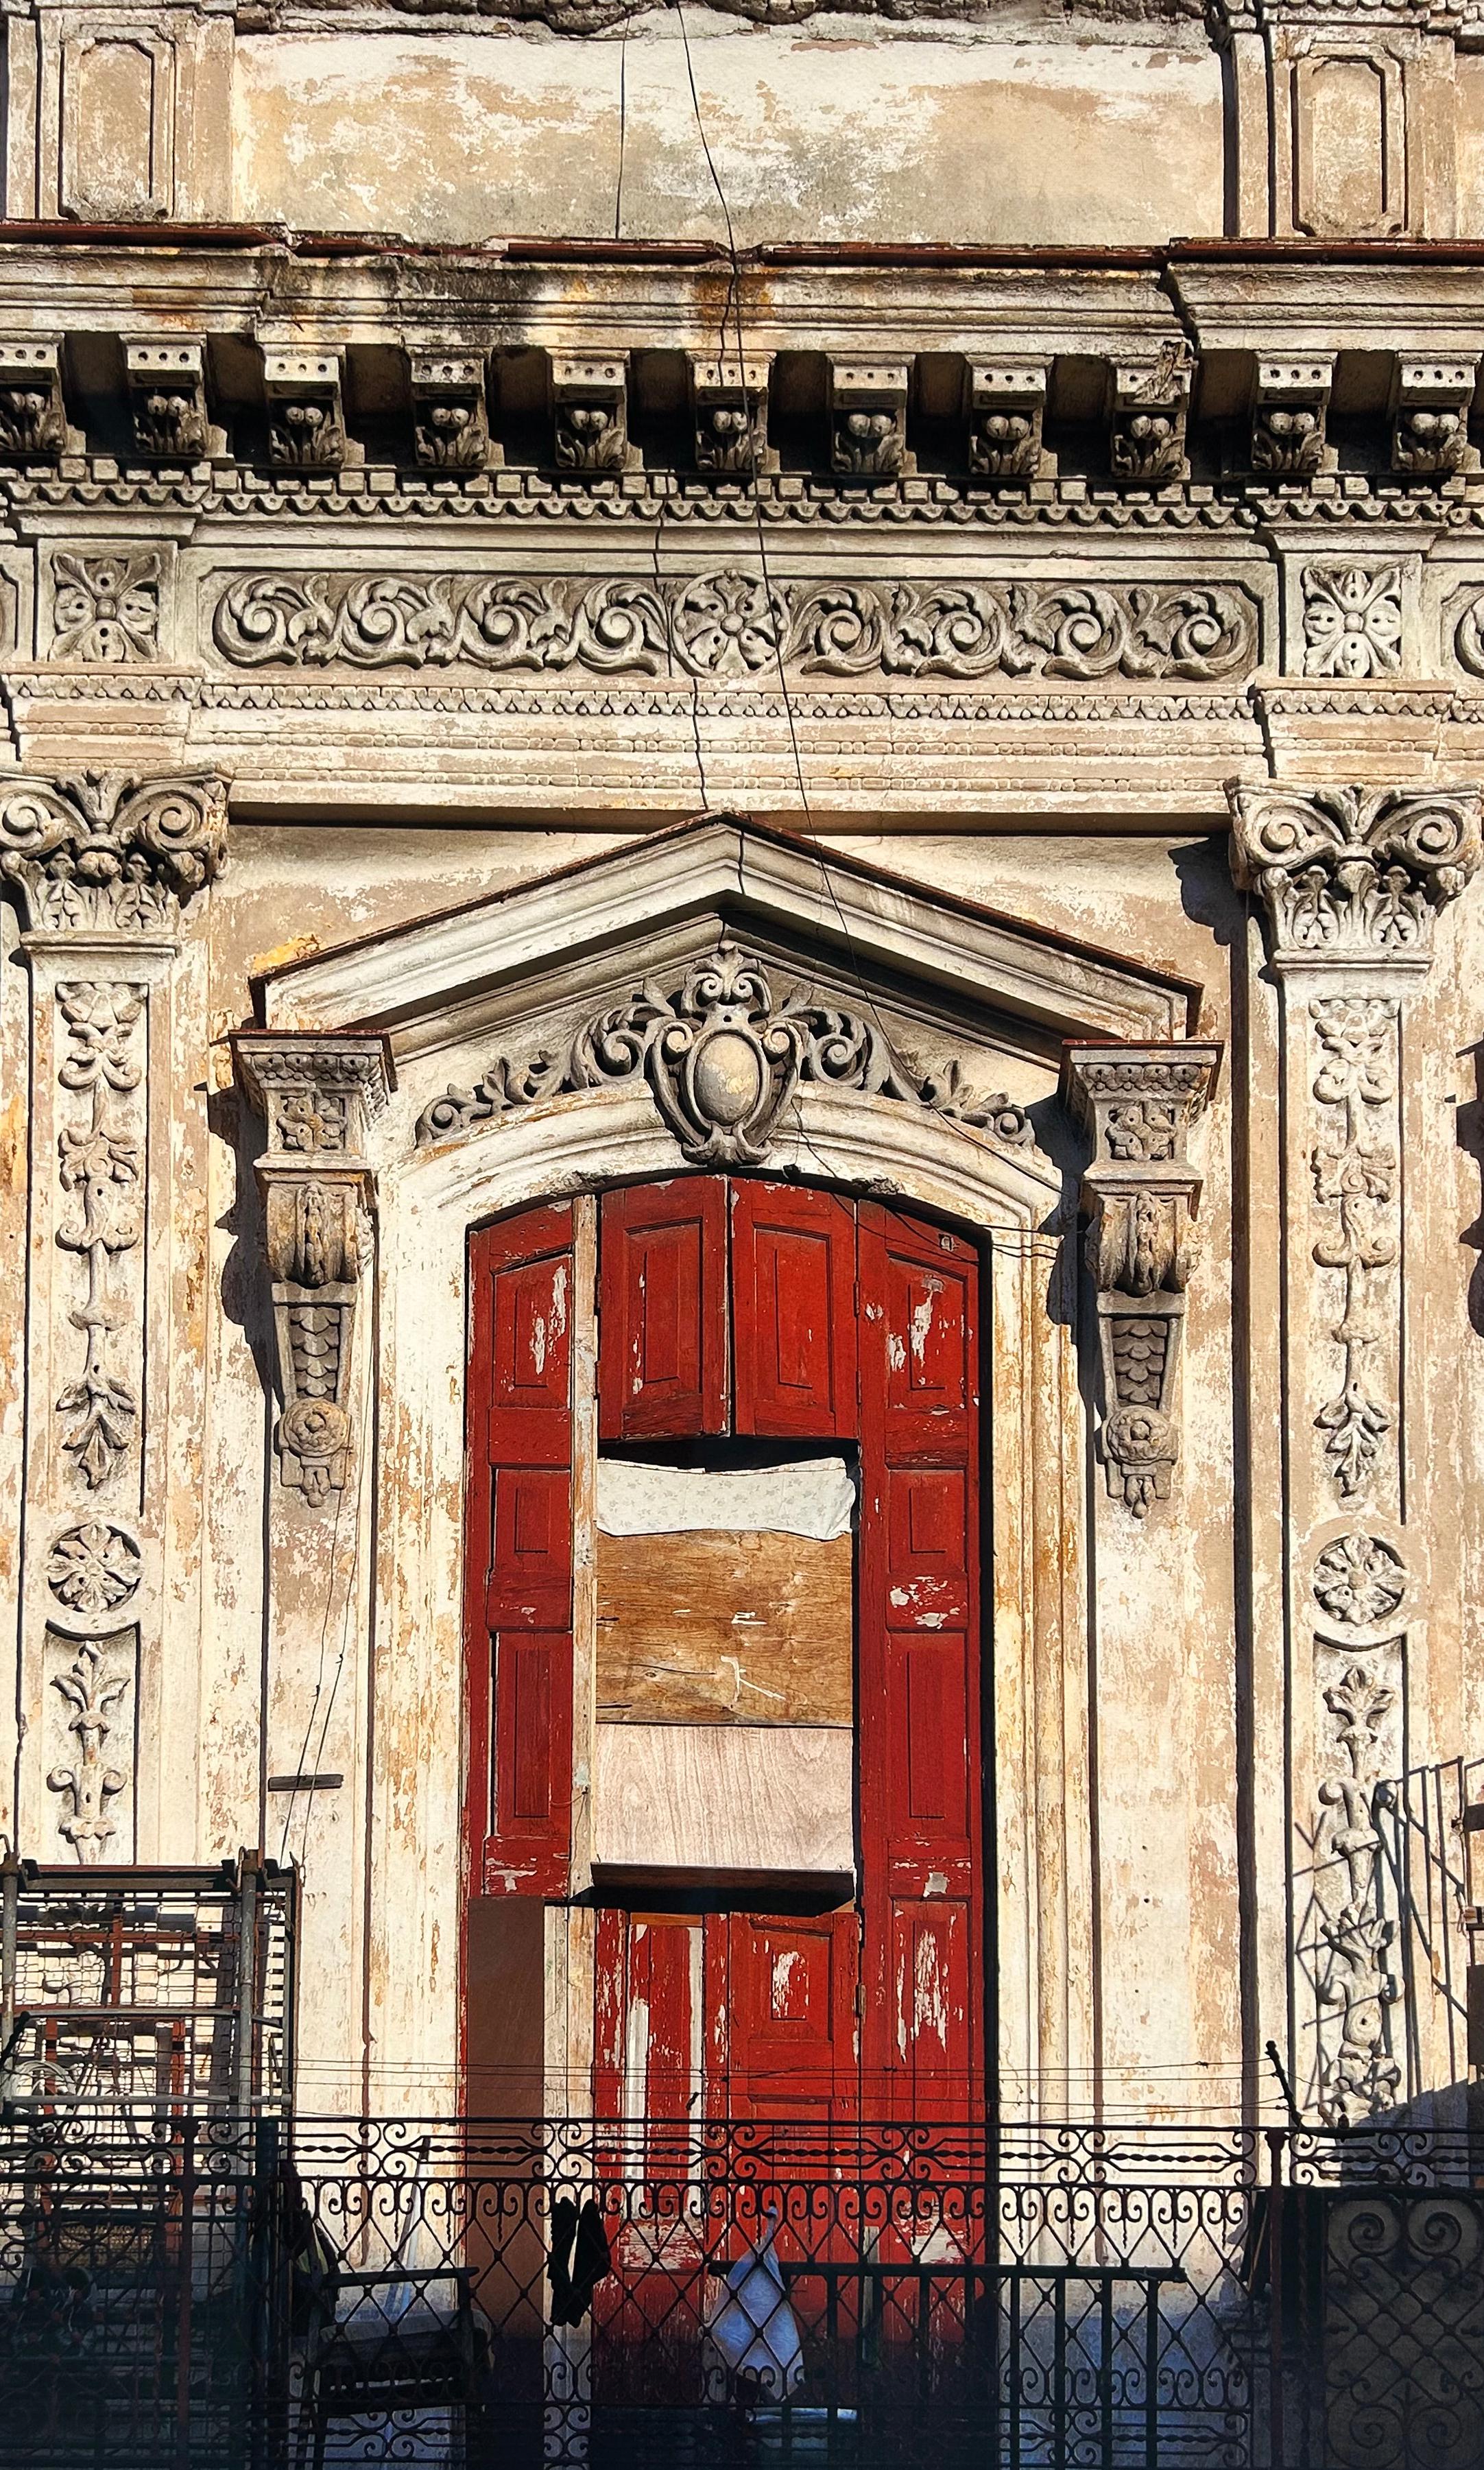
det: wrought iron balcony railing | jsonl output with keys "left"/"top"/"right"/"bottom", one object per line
{"left": 0, "top": 2110, "right": 1479, "bottom": 2469}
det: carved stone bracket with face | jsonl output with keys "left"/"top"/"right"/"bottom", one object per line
{"left": 689, "top": 355, "right": 774, "bottom": 477}
{"left": 1389, "top": 359, "right": 1478, "bottom": 478}
{"left": 1062, "top": 1041, "right": 1222, "bottom": 1517}
{"left": 410, "top": 350, "right": 495, "bottom": 473}
{"left": 1106, "top": 352, "right": 1191, "bottom": 487}
{"left": 235, "top": 1033, "right": 394, "bottom": 1508}
{"left": 828, "top": 361, "right": 912, "bottom": 479}
{"left": 552, "top": 355, "right": 637, "bottom": 473}
{"left": 264, "top": 349, "right": 350, "bottom": 473}
{"left": 1250, "top": 357, "right": 1335, "bottom": 479}
{"left": 123, "top": 339, "right": 224, "bottom": 464}
{"left": 966, "top": 362, "right": 1051, "bottom": 482}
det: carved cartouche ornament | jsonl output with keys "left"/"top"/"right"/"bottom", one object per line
{"left": 416, "top": 940, "right": 1032, "bottom": 1166}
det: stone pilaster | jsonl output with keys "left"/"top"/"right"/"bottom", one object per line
{"left": 1230, "top": 778, "right": 1482, "bottom": 2123}
{"left": 0, "top": 768, "right": 226, "bottom": 1864}
{"left": 1062, "top": 1042, "right": 1222, "bottom": 1519}
{"left": 233, "top": 1028, "right": 392, "bottom": 2114}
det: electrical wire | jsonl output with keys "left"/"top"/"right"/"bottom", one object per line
{"left": 614, "top": 23, "right": 629, "bottom": 242}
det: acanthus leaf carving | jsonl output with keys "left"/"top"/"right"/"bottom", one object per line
{"left": 414, "top": 939, "right": 1033, "bottom": 1168}
{"left": 47, "top": 1638, "right": 132, "bottom": 1863}
{"left": 0, "top": 770, "right": 228, "bottom": 935}
{"left": 1063, "top": 1043, "right": 1221, "bottom": 1519}
{"left": 1228, "top": 781, "right": 1483, "bottom": 968}
{"left": 1309, "top": 995, "right": 1399, "bottom": 1505}
{"left": 211, "top": 571, "right": 1259, "bottom": 686}
{"left": 53, "top": 982, "right": 145, "bottom": 1491}
{"left": 1315, "top": 1656, "right": 1402, "bottom": 2128}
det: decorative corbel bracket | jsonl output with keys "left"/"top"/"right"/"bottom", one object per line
{"left": 410, "top": 349, "right": 495, "bottom": 473}
{"left": 0, "top": 339, "right": 80, "bottom": 464}
{"left": 263, "top": 349, "right": 352, "bottom": 473}
{"left": 1250, "top": 356, "right": 1335, "bottom": 478}
{"left": 233, "top": 1032, "right": 393, "bottom": 1508}
{"left": 123, "top": 339, "right": 225, "bottom": 464}
{"left": 689, "top": 355, "right": 775, "bottom": 476}
{"left": 827, "top": 360, "right": 913, "bottom": 478}
{"left": 966, "top": 361, "right": 1052, "bottom": 481}
{"left": 1105, "top": 351, "right": 1191, "bottom": 486}
{"left": 1062, "top": 1041, "right": 1223, "bottom": 1517}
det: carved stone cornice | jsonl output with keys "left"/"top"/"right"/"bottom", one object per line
{"left": 1062, "top": 1041, "right": 1222, "bottom": 1517}
{"left": 0, "top": 770, "right": 228, "bottom": 936}
{"left": 235, "top": 1032, "right": 394, "bottom": 1508}
{"left": 1228, "top": 781, "right": 1483, "bottom": 973}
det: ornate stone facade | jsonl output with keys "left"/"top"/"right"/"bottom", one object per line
{"left": 0, "top": 0, "right": 1479, "bottom": 2147}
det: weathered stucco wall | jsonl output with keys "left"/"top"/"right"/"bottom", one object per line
{"left": 232, "top": 23, "right": 1225, "bottom": 246}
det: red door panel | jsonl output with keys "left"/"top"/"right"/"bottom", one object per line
{"left": 885, "top": 1897, "right": 974, "bottom": 2120}
{"left": 876, "top": 1235, "right": 975, "bottom": 1460}
{"left": 593, "top": 1910, "right": 701, "bottom": 2133}
{"left": 466, "top": 1204, "right": 575, "bottom": 1899}
{"left": 599, "top": 1180, "right": 728, "bottom": 1438}
{"left": 731, "top": 1182, "right": 856, "bottom": 1438}
{"left": 859, "top": 1205, "right": 982, "bottom": 2115}
{"left": 707, "top": 1912, "right": 858, "bottom": 2121}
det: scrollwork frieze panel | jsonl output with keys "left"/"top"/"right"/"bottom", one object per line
{"left": 208, "top": 569, "right": 1260, "bottom": 686}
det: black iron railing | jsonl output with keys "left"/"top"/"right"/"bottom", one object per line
{"left": 0, "top": 2112, "right": 1480, "bottom": 2467}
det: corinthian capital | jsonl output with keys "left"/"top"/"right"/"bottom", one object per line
{"left": 1228, "top": 781, "right": 1482, "bottom": 973}
{"left": 0, "top": 770, "right": 228, "bottom": 936}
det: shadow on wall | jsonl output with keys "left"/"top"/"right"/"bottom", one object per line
{"left": 1455, "top": 1041, "right": 1484, "bottom": 1339}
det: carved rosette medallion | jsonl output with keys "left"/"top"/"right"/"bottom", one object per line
{"left": 415, "top": 938, "right": 1032, "bottom": 1168}
{"left": 235, "top": 1035, "right": 393, "bottom": 1508}
{"left": 1312, "top": 1533, "right": 1406, "bottom": 1630}
{"left": 1062, "top": 1043, "right": 1221, "bottom": 1517}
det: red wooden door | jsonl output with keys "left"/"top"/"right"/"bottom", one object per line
{"left": 466, "top": 1202, "right": 575, "bottom": 1898}
{"left": 731, "top": 1182, "right": 856, "bottom": 1439}
{"left": 706, "top": 1912, "right": 859, "bottom": 2123}
{"left": 857, "top": 1205, "right": 981, "bottom": 2118}
{"left": 599, "top": 1180, "right": 729, "bottom": 1440}
{"left": 468, "top": 1178, "right": 986, "bottom": 2128}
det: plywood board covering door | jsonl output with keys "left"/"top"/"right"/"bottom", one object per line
{"left": 592, "top": 1724, "right": 854, "bottom": 1882}
{"left": 596, "top": 1527, "right": 852, "bottom": 1724}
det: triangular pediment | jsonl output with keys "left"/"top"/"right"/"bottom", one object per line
{"left": 258, "top": 814, "right": 1199, "bottom": 1078}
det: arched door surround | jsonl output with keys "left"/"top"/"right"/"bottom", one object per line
{"left": 240, "top": 814, "right": 1201, "bottom": 2113}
